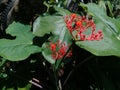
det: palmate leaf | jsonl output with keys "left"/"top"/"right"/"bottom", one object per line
{"left": 76, "top": 3, "right": 120, "bottom": 57}
{"left": 0, "top": 22, "right": 41, "bottom": 61}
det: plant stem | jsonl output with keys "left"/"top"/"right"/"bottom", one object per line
{"left": 54, "top": 42, "right": 74, "bottom": 90}
{"left": 53, "top": 64, "right": 60, "bottom": 90}
{"left": 57, "top": 42, "right": 73, "bottom": 70}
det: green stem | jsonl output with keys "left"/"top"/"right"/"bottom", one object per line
{"left": 54, "top": 42, "right": 74, "bottom": 90}
{"left": 53, "top": 64, "right": 60, "bottom": 90}
{"left": 57, "top": 42, "right": 74, "bottom": 70}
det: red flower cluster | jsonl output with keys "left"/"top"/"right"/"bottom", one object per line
{"left": 49, "top": 40, "right": 72, "bottom": 60}
{"left": 64, "top": 14, "right": 103, "bottom": 41}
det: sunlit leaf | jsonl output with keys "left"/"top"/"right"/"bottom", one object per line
{"left": 76, "top": 3, "right": 120, "bottom": 57}
{"left": 33, "top": 15, "right": 67, "bottom": 37}
{"left": 0, "top": 22, "right": 41, "bottom": 61}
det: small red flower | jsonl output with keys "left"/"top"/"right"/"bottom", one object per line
{"left": 71, "top": 14, "right": 76, "bottom": 18}
{"left": 50, "top": 43, "right": 57, "bottom": 52}
{"left": 76, "top": 21, "right": 82, "bottom": 27}
{"left": 63, "top": 14, "right": 103, "bottom": 41}
{"left": 49, "top": 41, "right": 72, "bottom": 60}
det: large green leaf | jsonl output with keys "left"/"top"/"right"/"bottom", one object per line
{"left": 42, "top": 30, "right": 72, "bottom": 65}
{"left": 54, "top": 6, "right": 71, "bottom": 16}
{"left": 84, "top": 3, "right": 120, "bottom": 35}
{"left": 0, "top": 22, "right": 41, "bottom": 61}
{"left": 33, "top": 15, "right": 67, "bottom": 37}
{"left": 33, "top": 9, "right": 72, "bottom": 64}
{"left": 33, "top": 7, "right": 71, "bottom": 37}
{"left": 76, "top": 3, "right": 120, "bottom": 57}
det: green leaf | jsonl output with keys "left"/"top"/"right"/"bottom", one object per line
{"left": 42, "top": 31, "right": 72, "bottom": 64}
{"left": 33, "top": 15, "right": 67, "bottom": 37}
{"left": 33, "top": 7, "right": 71, "bottom": 37}
{"left": 98, "top": 0, "right": 106, "bottom": 14}
{"left": 76, "top": 3, "right": 120, "bottom": 57}
{"left": 33, "top": 8, "right": 72, "bottom": 64}
{"left": 42, "top": 42, "right": 55, "bottom": 64}
{"left": 106, "top": 1, "right": 113, "bottom": 17}
{"left": 0, "top": 22, "right": 41, "bottom": 61}
{"left": 54, "top": 6, "right": 71, "bottom": 16}
{"left": 84, "top": 3, "right": 120, "bottom": 34}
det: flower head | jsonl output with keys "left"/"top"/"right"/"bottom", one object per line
{"left": 50, "top": 43, "right": 57, "bottom": 52}
{"left": 49, "top": 40, "right": 72, "bottom": 60}
{"left": 63, "top": 14, "right": 103, "bottom": 41}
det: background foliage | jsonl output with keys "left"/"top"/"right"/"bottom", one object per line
{"left": 0, "top": 0, "right": 120, "bottom": 90}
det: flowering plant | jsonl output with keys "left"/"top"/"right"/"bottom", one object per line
{"left": 64, "top": 14, "right": 103, "bottom": 41}
{"left": 0, "top": 0, "right": 120, "bottom": 90}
